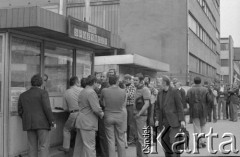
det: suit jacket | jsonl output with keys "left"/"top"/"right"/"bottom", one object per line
{"left": 75, "top": 86, "right": 103, "bottom": 131}
{"left": 186, "top": 84, "right": 208, "bottom": 119}
{"left": 18, "top": 87, "right": 54, "bottom": 131}
{"left": 179, "top": 88, "right": 187, "bottom": 109}
{"left": 155, "top": 87, "right": 184, "bottom": 128}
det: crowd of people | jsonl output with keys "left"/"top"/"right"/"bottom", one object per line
{"left": 17, "top": 73, "right": 240, "bottom": 157}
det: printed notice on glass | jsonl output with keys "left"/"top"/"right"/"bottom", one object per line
{"left": 83, "top": 64, "right": 91, "bottom": 78}
{"left": 11, "top": 87, "right": 26, "bottom": 113}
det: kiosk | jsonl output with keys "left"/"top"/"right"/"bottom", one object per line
{"left": 0, "top": 6, "right": 111, "bottom": 157}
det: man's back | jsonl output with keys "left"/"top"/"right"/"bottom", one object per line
{"left": 76, "top": 87, "right": 103, "bottom": 131}
{"left": 18, "top": 87, "right": 54, "bottom": 131}
{"left": 63, "top": 86, "right": 83, "bottom": 111}
{"left": 101, "top": 86, "right": 126, "bottom": 113}
{"left": 187, "top": 85, "right": 208, "bottom": 119}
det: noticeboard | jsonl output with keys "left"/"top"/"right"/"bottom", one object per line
{"left": 11, "top": 87, "right": 26, "bottom": 113}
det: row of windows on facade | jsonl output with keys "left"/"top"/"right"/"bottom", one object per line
{"left": 197, "top": 0, "right": 217, "bottom": 28}
{"left": 188, "top": 13, "right": 216, "bottom": 52}
{"left": 189, "top": 54, "right": 216, "bottom": 77}
{"left": 221, "top": 59, "right": 229, "bottom": 67}
{"left": 213, "top": 0, "right": 220, "bottom": 14}
{"left": 197, "top": 0, "right": 220, "bottom": 42}
{"left": 221, "top": 43, "right": 229, "bottom": 51}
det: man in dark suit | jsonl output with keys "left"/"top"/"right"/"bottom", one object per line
{"left": 155, "top": 75, "right": 185, "bottom": 157}
{"left": 175, "top": 82, "right": 187, "bottom": 109}
{"left": 18, "top": 74, "right": 55, "bottom": 157}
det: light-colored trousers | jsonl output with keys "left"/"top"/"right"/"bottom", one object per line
{"left": 134, "top": 115, "right": 148, "bottom": 157}
{"left": 192, "top": 118, "right": 206, "bottom": 145}
{"left": 63, "top": 112, "right": 78, "bottom": 149}
{"left": 104, "top": 112, "right": 126, "bottom": 157}
{"left": 73, "top": 129, "right": 96, "bottom": 157}
{"left": 218, "top": 97, "right": 226, "bottom": 119}
{"left": 27, "top": 129, "right": 50, "bottom": 157}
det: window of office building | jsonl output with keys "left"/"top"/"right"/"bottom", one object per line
{"left": 189, "top": 13, "right": 216, "bottom": 52}
{"left": 189, "top": 15, "right": 197, "bottom": 34}
{"left": 76, "top": 49, "right": 92, "bottom": 79}
{"left": 189, "top": 54, "right": 199, "bottom": 73}
{"left": 221, "top": 59, "right": 229, "bottom": 67}
{"left": 10, "top": 37, "right": 41, "bottom": 112}
{"left": 223, "top": 75, "right": 229, "bottom": 83}
{"left": 44, "top": 44, "right": 73, "bottom": 96}
{"left": 221, "top": 43, "right": 229, "bottom": 51}
{"left": 0, "top": 36, "right": 2, "bottom": 111}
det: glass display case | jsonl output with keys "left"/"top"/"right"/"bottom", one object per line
{"left": 44, "top": 44, "right": 73, "bottom": 110}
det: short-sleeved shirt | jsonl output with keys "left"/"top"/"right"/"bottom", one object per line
{"left": 133, "top": 86, "right": 151, "bottom": 115}
{"left": 101, "top": 86, "right": 126, "bottom": 113}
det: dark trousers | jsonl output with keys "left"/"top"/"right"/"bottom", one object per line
{"left": 207, "top": 105, "right": 217, "bottom": 122}
{"left": 226, "top": 102, "right": 230, "bottom": 119}
{"left": 96, "top": 118, "right": 109, "bottom": 157}
{"left": 161, "top": 125, "right": 181, "bottom": 157}
{"left": 126, "top": 105, "right": 136, "bottom": 142}
{"left": 27, "top": 129, "right": 50, "bottom": 157}
{"left": 229, "top": 103, "right": 238, "bottom": 122}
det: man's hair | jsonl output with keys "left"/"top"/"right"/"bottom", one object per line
{"left": 177, "top": 81, "right": 182, "bottom": 86}
{"left": 109, "top": 75, "right": 119, "bottom": 85}
{"left": 43, "top": 74, "right": 48, "bottom": 82}
{"left": 204, "top": 81, "right": 208, "bottom": 85}
{"left": 124, "top": 74, "right": 132, "bottom": 80}
{"left": 135, "top": 73, "right": 144, "bottom": 82}
{"left": 86, "top": 75, "right": 97, "bottom": 86}
{"left": 81, "top": 78, "right": 87, "bottom": 88}
{"left": 69, "top": 76, "right": 79, "bottom": 86}
{"left": 31, "top": 74, "right": 43, "bottom": 87}
{"left": 145, "top": 75, "right": 151, "bottom": 82}
{"left": 162, "top": 75, "right": 170, "bottom": 86}
{"left": 194, "top": 77, "right": 201, "bottom": 85}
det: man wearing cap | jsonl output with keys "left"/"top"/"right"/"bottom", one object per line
{"left": 124, "top": 74, "right": 137, "bottom": 145}
{"left": 155, "top": 75, "right": 185, "bottom": 157}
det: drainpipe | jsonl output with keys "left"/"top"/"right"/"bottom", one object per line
{"left": 59, "top": 0, "right": 63, "bottom": 15}
{"left": 85, "top": 0, "right": 91, "bottom": 22}
{"left": 186, "top": 0, "right": 190, "bottom": 85}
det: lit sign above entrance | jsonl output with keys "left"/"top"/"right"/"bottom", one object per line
{"left": 68, "top": 16, "right": 111, "bottom": 47}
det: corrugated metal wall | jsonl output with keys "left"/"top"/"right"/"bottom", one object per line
{"left": 67, "top": 0, "right": 119, "bottom": 34}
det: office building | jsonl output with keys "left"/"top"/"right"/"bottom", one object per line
{"left": 67, "top": 0, "right": 221, "bottom": 84}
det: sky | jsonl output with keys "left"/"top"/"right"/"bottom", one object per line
{"left": 221, "top": 0, "right": 240, "bottom": 47}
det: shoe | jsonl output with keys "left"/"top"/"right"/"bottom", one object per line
{"left": 213, "top": 120, "right": 217, "bottom": 123}
{"left": 201, "top": 143, "right": 206, "bottom": 148}
{"left": 58, "top": 147, "right": 69, "bottom": 153}
{"left": 127, "top": 140, "right": 135, "bottom": 145}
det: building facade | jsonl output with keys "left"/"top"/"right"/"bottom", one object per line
{"left": 188, "top": 0, "right": 221, "bottom": 84}
{"left": 220, "top": 36, "right": 235, "bottom": 84}
{"left": 67, "top": 0, "right": 221, "bottom": 84}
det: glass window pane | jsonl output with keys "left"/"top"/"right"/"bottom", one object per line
{"left": 0, "top": 36, "right": 2, "bottom": 112}
{"left": 11, "top": 37, "right": 41, "bottom": 112}
{"left": 76, "top": 49, "right": 92, "bottom": 79}
{"left": 44, "top": 45, "right": 73, "bottom": 96}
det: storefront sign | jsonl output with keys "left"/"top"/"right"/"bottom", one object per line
{"left": 68, "top": 16, "right": 111, "bottom": 47}
{"left": 11, "top": 87, "right": 26, "bottom": 113}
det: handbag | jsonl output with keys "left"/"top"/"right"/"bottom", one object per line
{"left": 135, "top": 96, "right": 144, "bottom": 111}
